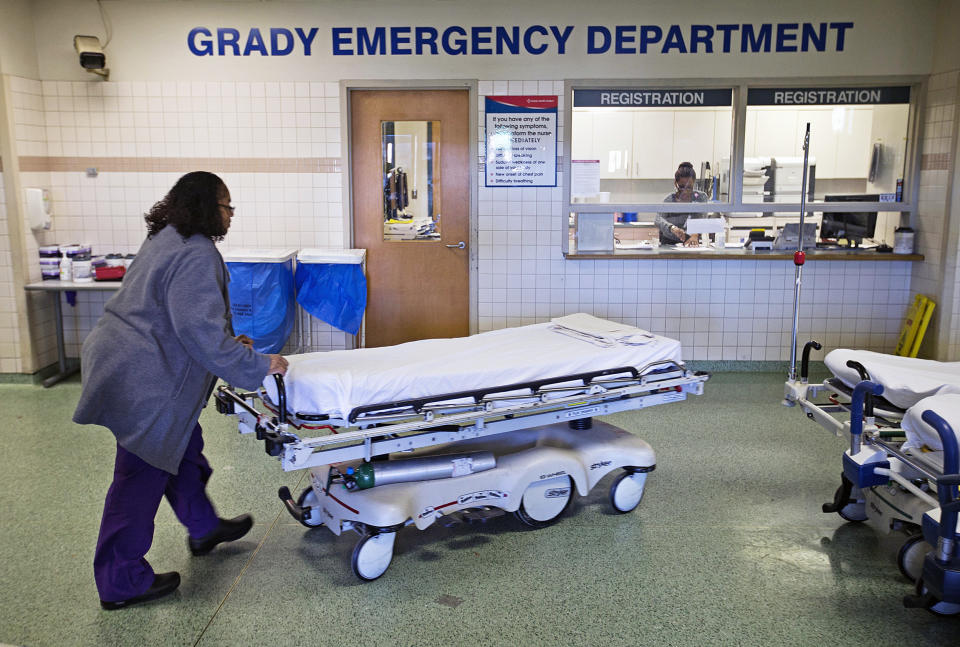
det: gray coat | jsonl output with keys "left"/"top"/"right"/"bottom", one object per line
{"left": 73, "top": 225, "right": 270, "bottom": 474}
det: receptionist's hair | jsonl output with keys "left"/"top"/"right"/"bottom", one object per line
{"left": 675, "top": 162, "right": 697, "bottom": 183}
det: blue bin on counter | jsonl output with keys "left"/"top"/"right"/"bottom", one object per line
{"left": 223, "top": 248, "right": 297, "bottom": 354}
{"left": 295, "top": 248, "right": 367, "bottom": 336}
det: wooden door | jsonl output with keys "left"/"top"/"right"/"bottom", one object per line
{"left": 351, "top": 89, "right": 470, "bottom": 347}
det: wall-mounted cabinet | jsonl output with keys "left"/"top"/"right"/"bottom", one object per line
{"left": 745, "top": 106, "right": 874, "bottom": 178}
{"left": 572, "top": 108, "right": 732, "bottom": 180}
{"left": 575, "top": 104, "right": 900, "bottom": 183}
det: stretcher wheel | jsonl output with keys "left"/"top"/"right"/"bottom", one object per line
{"left": 609, "top": 470, "right": 647, "bottom": 514}
{"left": 897, "top": 533, "right": 930, "bottom": 582}
{"left": 914, "top": 578, "right": 960, "bottom": 616}
{"left": 351, "top": 531, "right": 397, "bottom": 581}
{"left": 833, "top": 485, "right": 867, "bottom": 522}
{"left": 513, "top": 475, "right": 573, "bottom": 528}
{"left": 296, "top": 487, "right": 324, "bottom": 528}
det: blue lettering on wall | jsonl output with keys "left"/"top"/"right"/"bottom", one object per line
{"left": 189, "top": 26, "right": 319, "bottom": 56}
{"left": 741, "top": 24, "right": 771, "bottom": 52}
{"left": 358, "top": 27, "right": 386, "bottom": 55}
{"left": 296, "top": 28, "right": 319, "bottom": 55}
{"left": 523, "top": 25, "right": 548, "bottom": 55}
{"left": 218, "top": 28, "right": 241, "bottom": 56}
{"left": 187, "top": 22, "right": 856, "bottom": 57}
{"left": 271, "top": 28, "right": 295, "bottom": 56}
{"left": 188, "top": 28, "right": 213, "bottom": 56}
{"left": 690, "top": 25, "right": 713, "bottom": 53}
{"left": 244, "top": 28, "right": 268, "bottom": 56}
{"left": 639, "top": 26, "right": 662, "bottom": 53}
{"left": 416, "top": 27, "right": 439, "bottom": 54}
{"left": 663, "top": 25, "right": 688, "bottom": 53}
{"left": 497, "top": 26, "right": 520, "bottom": 54}
{"left": 588, "top": 26, "right": 611, "bottom": 54}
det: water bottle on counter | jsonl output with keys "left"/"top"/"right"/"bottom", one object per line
{"left": 59, "top": 255, "right": 73, "bottom": 281}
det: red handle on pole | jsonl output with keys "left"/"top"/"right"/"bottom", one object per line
{"left": 794, "top": 250, "right": 805, "bottom": 266}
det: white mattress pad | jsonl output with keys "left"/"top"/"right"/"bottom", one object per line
{"left": 824, "top": 349, "right": 960, "bottom": 410}
{"left": 902, "top": 394, "right": 960, "bottom": 452}
{"left": 263, "top": 314, "right": 683, "bottom": 419}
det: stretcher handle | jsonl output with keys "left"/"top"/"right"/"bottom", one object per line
{"left": 849, "top": 381, "right": 883, "bottom": 451}
{"left": 273, "top": 373, "right": 287, "bottom": 424}
{"left": 277, "top": 486, "right": 308, "bottom": 524}
{"left": 800, "top": 341, "right": 821, "bottom": 382}
{"left": 846, "top": 361, "right": 874, "bottom": 419}
{"left": 921, "top": 410, "right": 960, "bottom": 558}
{"left": 921, "top": 409, "right": 959, "bottom": 486}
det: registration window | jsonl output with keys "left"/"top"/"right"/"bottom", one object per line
{"left": 743, "top": 86, "right": 911, "bottom": 203}
{"left": 570, "top": 88, "right": 733, "bottom": 205}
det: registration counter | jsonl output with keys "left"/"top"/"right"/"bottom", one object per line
{"left": 565, "top": 247, "right": 924, "bottom": 261}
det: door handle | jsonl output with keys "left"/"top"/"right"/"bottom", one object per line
{"left": 445, "top": 241, "right": 466, "bottom": 249}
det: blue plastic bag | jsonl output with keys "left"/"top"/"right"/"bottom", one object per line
{"left": 295, "top": 261, "right": 367, "bottom": 335}
{"left": 226, "top": 260, "right": 295, "bottom": 354}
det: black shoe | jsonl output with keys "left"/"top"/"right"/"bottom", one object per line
{"left": 188, "top": 514, "right": 253, "bottom": 556}
{"left": 100, "top": 571, "right": 180, "bottom": 610}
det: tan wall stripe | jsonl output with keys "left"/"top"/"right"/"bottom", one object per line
{"left": 18, "top": 152, "right": 948, "bottom": 173}
{"left": 17, "top": 156, "right": 341, "bottom": 174}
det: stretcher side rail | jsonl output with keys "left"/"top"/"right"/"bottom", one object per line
{"left": 215, "top": 362, "right": 709, "bottom": 471}
{"left": 346, "top": 364, "right": 647, "bottom": 423}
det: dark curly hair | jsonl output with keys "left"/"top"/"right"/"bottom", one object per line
{"left": 145, "top": 171, "right": 228, "bottom": 241}
{"left": 675, "top": 161, "right": 697, "bottom": 183}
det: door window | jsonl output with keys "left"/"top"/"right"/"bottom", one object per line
{"left": 381, "top": 120, "right": 442, "bottom": 241}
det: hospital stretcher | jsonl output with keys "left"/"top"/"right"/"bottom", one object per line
{"left": 784, "top": 342, "right": 960, "bottom": 615}
{"left": 214, "top": 315, "right": 709, "bottom": 580}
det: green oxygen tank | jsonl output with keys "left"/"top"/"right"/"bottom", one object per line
{"left": 348, "top": 463, "right": 377, "bottom": 490}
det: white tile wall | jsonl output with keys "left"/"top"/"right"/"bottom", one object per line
{"left": 0, "top": 170, "right": 21, "bottom": 373}
{"left": 7, "top": 77, "right": 350, "bottom": 363}
{"left": 913, "top": 70, "right": 959, "bottom": 360}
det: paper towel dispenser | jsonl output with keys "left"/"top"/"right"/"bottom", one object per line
{"left": 25, "top": 188, "right": 52, "bottom": 231}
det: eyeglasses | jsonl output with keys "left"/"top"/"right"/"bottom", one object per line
{"left": 218, "top": 203, "right": 235, "bottom": 213}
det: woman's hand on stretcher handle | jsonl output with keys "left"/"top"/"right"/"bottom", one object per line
{"left": 267, "top": 354, "right": 289, "bottom": 376}
{"left": 235, "top": 335, "right": 287, "bottom": 376}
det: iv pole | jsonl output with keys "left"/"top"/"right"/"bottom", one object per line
{"left": 787, "top": 123, "right": 812, "bottom": 383}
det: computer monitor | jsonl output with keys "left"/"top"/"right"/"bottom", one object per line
{"left": 821, "top": 195, "right": 879, "bottom": 245}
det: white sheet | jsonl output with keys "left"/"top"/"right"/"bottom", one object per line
{"left": 824, "top": 349, "right": 960, "bottom": 410}
{"left": 902, "top": 394, "right": 960, "bottom": 452}
{"left": 263, "top": 314, "right": 683, "bottom": 419}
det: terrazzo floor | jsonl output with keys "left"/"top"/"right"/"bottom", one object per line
{"left": 0, "top": 371, "right": 957, "bottom": 646}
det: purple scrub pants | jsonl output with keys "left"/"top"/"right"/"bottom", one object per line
{"left": 94, "top": 422, "right": 220, "bottom": 602}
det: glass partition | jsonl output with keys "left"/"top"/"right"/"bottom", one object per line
{"left": 570, "top": 88, "right": 733, "bottom": 205}
{"left": 565, "top": 81, "right": 919, "bottom": 255}
{"left": 381, "top": 120, "right": 442, "bottom": 241}
{"left": 744, "top": 86, "right": 911, "bottom": 203}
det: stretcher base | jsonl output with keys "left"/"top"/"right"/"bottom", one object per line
{"left": 289, "top": 420, "right": 654, "bottom": 580}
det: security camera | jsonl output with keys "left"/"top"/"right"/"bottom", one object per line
{"left": 73, "top": 35, "right": 108, "bottom": 77}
